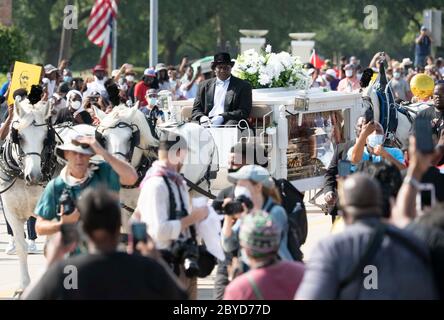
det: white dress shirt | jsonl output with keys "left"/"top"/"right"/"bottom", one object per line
{"left": 137, "top": 176, "right": 191, "bottom": 250}
{"left": 209, "top": 77, "right": 231, "bottom": 118}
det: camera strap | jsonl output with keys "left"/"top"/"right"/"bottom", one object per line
{"left": 162, "top": 176, "right": 197, "bottom": 240}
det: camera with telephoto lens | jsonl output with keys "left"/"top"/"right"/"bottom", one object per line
{"left": 212, "top": 195, "right": 254, "bottom": 215}
{"left": 171, "top": 237, "right": 200, "bottom": 278}
{"left": 59, "top": 189, "right": 76, "bottom": 215}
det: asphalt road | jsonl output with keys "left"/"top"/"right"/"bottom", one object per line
{"left": 0, "top": 194, "right": 332, "bottom": 299}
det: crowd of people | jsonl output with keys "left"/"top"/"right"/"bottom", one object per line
{"left": 0, "top": 23, "right": 443, "bottom": 300}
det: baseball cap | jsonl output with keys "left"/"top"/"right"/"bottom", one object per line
{"left": 143, "top": 68, "right": 156, "bottom": 78}
{"left": 93, "top": 65, "right": 106, "bottom": 73}
{"left": 228, "top": 165, "right": 274, "bottom": 188}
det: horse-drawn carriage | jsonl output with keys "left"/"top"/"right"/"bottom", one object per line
{"left": 164, "top": 87, "right": 363, "bottom": 193}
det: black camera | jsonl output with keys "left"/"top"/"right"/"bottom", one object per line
{"left": 212, "top": 195, "right": 254, "bottom": 215}
{"left": 59, "top": 189, "right": 76, "bottom": 215}
{"left": 171, "top": 238, "right": 200, "bottom": 278}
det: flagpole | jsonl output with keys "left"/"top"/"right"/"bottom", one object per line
{"left": 112, "top": 17, "right": 117, "bottom": 70}
{"left": 149, "top": 0, "right": 158, "bottom": 67}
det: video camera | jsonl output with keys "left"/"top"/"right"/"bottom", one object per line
{"left": 212, "top": 195, "right": 254, "bottom": 215}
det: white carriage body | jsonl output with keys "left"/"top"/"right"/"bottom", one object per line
{"left": 165, "top": 88, "right": 363, "bottom": 192}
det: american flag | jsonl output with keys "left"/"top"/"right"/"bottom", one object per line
{"left": 86, "top": 0, "right": 118, "bottom": 68}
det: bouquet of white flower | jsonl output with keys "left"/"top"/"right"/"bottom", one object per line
{"left": 232, "top": 45, "right": 311, "bottom": 90}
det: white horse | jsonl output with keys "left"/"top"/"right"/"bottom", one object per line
{"left": 361, "top": 68, "right": 434, "bottom": 149}
{"left": 93, "top": 104, "right": 218, "bottom": 226}
{"left": 0, "top": 98, "right": 52, "bottom": 293}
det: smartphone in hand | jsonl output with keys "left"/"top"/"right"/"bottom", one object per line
{"left": 414, "top": 117, "right": 434, "bottom": 154}
{"left": 130, "top": 222, "right": 148, "bottom": 254}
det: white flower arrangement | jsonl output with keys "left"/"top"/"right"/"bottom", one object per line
{"left": 232, "top": 45, "right": 311, "bottom": 90}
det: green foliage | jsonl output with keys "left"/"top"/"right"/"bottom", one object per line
{"left": 0, "top": 25, "right": 28, "bottom": 73}
{"left": 10, "top": 0, "right": 444, "bottom": 70}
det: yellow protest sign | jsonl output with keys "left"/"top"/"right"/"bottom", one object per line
{"left": 7, "top": 61, "right": 42, "bottom": 105}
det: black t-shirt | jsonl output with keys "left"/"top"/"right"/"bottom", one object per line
{"left": 26, "top": 252, "right": 188, "bottom": 300}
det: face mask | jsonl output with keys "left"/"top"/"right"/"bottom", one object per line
{"left": 345, "top": 70, "right": 354, "bottom": 78}
{"left": 357, "top": 73, "right": 363, "bottom": 80}
{"left": 125, "top": 75, "right": 135, "bottom": 82}
{"left": 149, "top": 98, "right": 157, "bottom": 106}
{"left": 393, "top": 72, "right": 401, "bottom": 79}
{"left": 7, "top": 73, "right": 11, "bottom": 81}
{"left": 64, "top": 76, "right": 72, "bottom": 83}
{"left": 70, "top": 100, "right": 81, "bottom": 110}
{"left": 367, "top": 134, "right": 384, "bottom": 148}
{"left": 234, "top": 186, "right": 252, "bottom": 200}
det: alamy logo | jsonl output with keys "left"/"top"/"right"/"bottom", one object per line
{"left": 63, "top": 5, "right": 78, "bottom": 30}
{"left": 63, "top": 265, "right": 78, "bottom": 290}
{"left": 363, "top": 265, "right": 378, "bottom": 290}
{"left": 363, "top": 5, "right": 378, "bottom": 30}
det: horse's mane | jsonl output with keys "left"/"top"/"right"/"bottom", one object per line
{"left": 99, "top": 104, "right": 158, "bottom": 147}
{"left": 13, "top": 100, "right": 49, "bottom": 130}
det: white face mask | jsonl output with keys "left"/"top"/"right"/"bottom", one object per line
{"left": 367, "top": 134, "right": 384, "bottom": 148}
{"left": 70, "top": 100, "right": 81, "bottom": 110}
{"left": 234, "top": 185, "right": 252, "bottom": 200}
{"left": 125, "top": 75, "right": 135, "bottom": 83}
{"left": 393, "top": 72, "right": 401, "bottom": 79}
{"left": 345, "top": 70, "right": 354, "bottom": 78}
{"left": 357, "top": 73, "right": 363, "bottom": 80}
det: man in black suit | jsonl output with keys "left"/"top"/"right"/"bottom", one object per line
{"left": 192, "top": 52, "right": 252, "bottom": 126}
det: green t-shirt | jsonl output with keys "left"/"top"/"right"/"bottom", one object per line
{"left": 34, "top": 162, "right": 120, "bottom": 221}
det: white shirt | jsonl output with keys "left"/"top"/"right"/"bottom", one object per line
{"left": 209, "top": 77, "right": 231, "bottom": 118}
{"left": 137, "top": 176, "right": 191, "bottom": 250}
{"left": 180, "top": 79, "right": 198, "bottom": 99}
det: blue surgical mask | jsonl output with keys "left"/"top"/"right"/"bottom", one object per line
{"left": 64, "top": 76, "right": 72, "bottom": 83}
{"left": 149, "top": 98, "right": 157, "bottom": 106}
{"left": 367, "top": 134, "right": 384, "bottom": 148}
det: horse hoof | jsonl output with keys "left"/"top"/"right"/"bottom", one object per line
{"left": 13, "top": 289, "right": 24, "bottom": 300}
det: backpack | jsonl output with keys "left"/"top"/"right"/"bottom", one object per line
{"left": 274, "top": 178, "right": 308, "bottom": 261}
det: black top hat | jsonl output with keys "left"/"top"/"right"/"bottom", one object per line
{"left": 211, "top": 52, "right": 235, "bottom": 70}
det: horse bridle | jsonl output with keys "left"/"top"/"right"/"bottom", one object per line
{"left": 95, "top": 122, "right": 141, "bottom": 161}
{"left": 7, "top": 120, "right": 56, "bottom": 182}
{"left": 11, "top": 120, "right": 54, "bottom": 161}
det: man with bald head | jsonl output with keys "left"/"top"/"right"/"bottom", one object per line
{"left": 295, "top": 173, "right": 437, "bottom": 300}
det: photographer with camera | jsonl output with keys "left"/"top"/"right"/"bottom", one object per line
{"left": 25, "top": 186, "right": 187, "bottom": 300}
{"left": 34, "top": 134, "right": 138, "bottom": 238}
{"left": 136, "top": 131, "right": 209, "bottom": 299}
{"left": 221, "top": 165, "right": 293, "bottom": 279}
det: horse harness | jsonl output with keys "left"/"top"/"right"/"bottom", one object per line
{"left": 95, "top": 122, "right": 141, "bottom": 162}
{"left": 0, "top": 120, "right": 57, "bottom": 193}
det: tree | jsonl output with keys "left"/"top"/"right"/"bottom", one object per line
{"left": 0, "top": 25, "right": 28, "bottom": 73}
